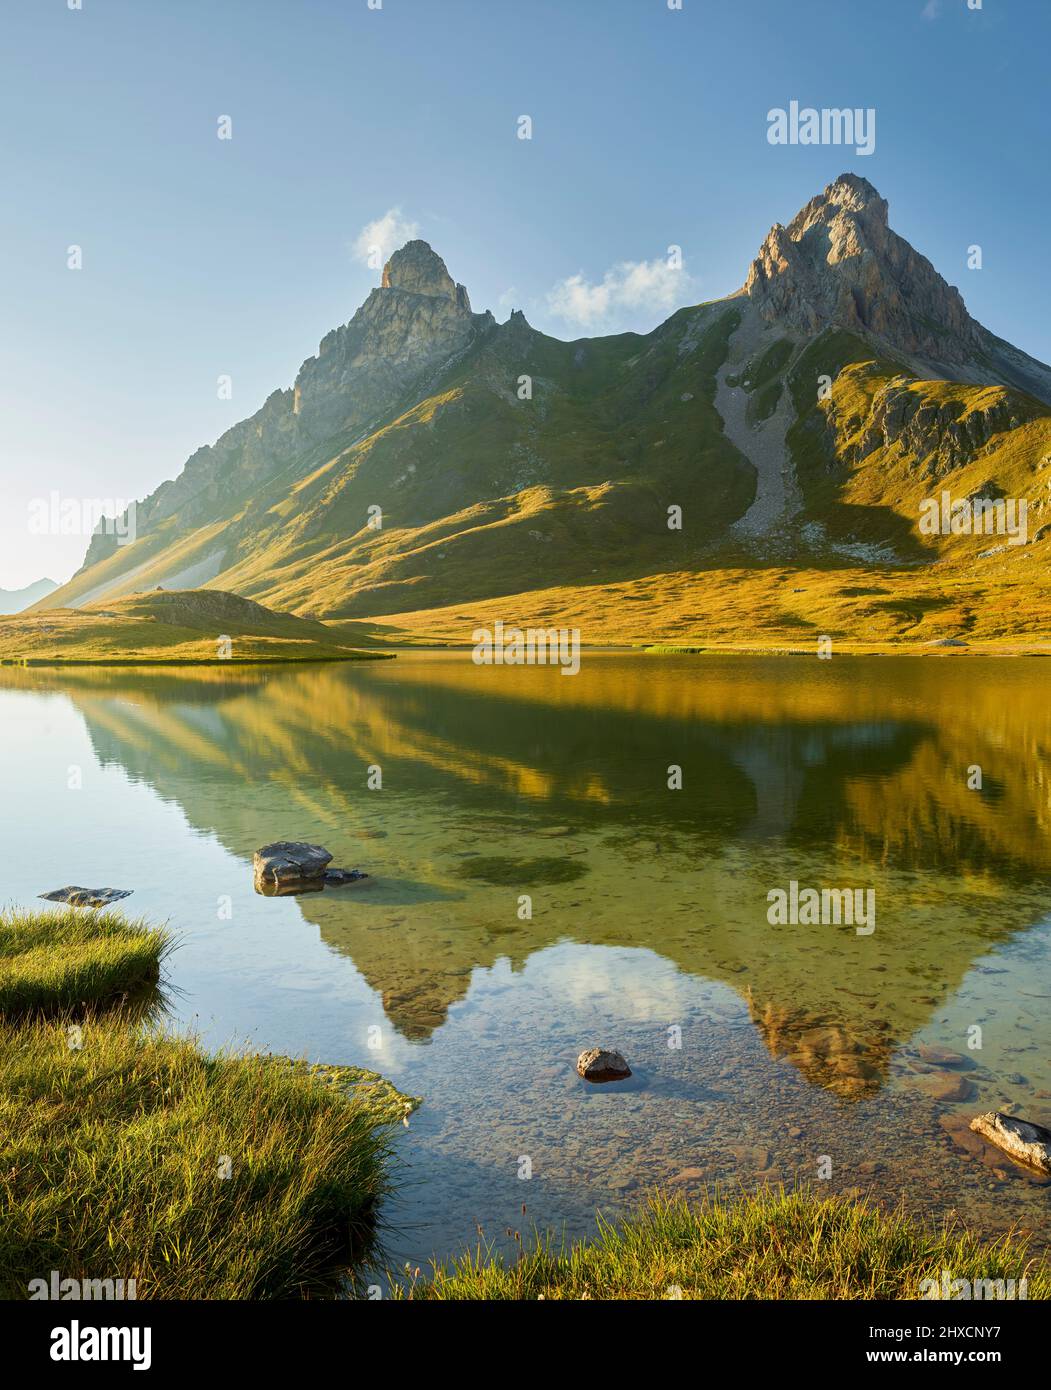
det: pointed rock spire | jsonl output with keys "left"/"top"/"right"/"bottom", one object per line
{"left": 382, "top": 240, "right": 471, "bottom": 310}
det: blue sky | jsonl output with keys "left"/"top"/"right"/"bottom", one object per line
{"left": 1, "top": 0, "right": 1048, "bottom": 588}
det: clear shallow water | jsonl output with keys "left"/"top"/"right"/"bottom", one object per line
{"left": 2, "top": 653, "right": 1049, "bottom": 1278}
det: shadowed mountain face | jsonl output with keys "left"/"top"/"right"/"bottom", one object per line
{"left": 7, "top": 654, "right": 1050, "bottom": 1096}
{"left": 37, "top": 176, "right": 1051, "bottom": 629}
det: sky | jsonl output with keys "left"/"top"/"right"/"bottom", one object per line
{"left": 1, "top": 0, "right": 1049, "bottom": 589}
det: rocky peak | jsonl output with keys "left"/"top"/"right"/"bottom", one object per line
{"left": 382, "top": 240, "right": 471, "bottom": 311}
{"left": 744, "top": 173, "right": 983, "bottom": 362}
{"left": 290, "top": 241, "right": 490, "bottom": 436}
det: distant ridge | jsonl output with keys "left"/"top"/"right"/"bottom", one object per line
{"left": 0, "top": 577, "right": 57, "bottom": 614}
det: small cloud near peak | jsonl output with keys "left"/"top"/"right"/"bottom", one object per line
{"left": 352, "top": 208, "right": 421, "bottom": 268}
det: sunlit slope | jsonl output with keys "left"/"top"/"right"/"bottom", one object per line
{"left": 349, "top": 337, "right": 1051, "bottom": 651}
{"left": 0, "top": 589, "right": 387, "bottom": 664}
{"left": 35, "top": 306, "right": 755, "bottom": 621}
{"left": 784, "top": 329, "right": 1051, "bottom": 560}
{"left": 187, "top": 306, "right": 753, "bottom": 617}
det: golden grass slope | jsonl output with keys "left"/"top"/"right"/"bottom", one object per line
{"left": 0, "top": 589, "right": 391, "bottom": 665}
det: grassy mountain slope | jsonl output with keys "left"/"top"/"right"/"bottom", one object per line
{"left": 0, "top": 589, "right": 389, "bottom": 664}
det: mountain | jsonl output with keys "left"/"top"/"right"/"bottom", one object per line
{"left": 35, "top": 176, "right": 1051, "bottom": 646}
{"left": 0, "top": 577, "right": 58, "bottom": 614}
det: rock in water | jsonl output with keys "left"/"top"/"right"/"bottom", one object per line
{"left": 253, "top": 842, "right": 333, "bottom": 887}
{"left": 38, "top": 887, "right": 132, "bottom": 907}
{"left": 577, "top": 1048, "right": 632, "bottom": 1083}
{"left": 323, "top": 868, "right": 369, "bottom": 887}
{"left": 914, "top": 1072, "right": 974, "bottom": 1103}
{"left": 917, "top": 1044, "right": 970, "bottom": 1068}
{"left": 969, "top": 1112, "right": 1051, "bottom": 1175}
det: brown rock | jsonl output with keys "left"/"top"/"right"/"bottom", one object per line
{"left": 670, "top": 1167, "right": 707, "bottom": 1184}
{"left": 913, "top": 1072, "right": 975, "bottom": 1103}
{"left": 918, "top": 1044, "right": 970, "bottom": 1069}
{"left": 576, "top": 1048, "right": 631, "bottom": 1083}
{"left": 969, "top": 1112, "right": 1051, "bottom": 1176}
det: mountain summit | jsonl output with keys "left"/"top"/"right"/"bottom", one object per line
{"left": 744, "top": 174, "right": 1038, "bottom": 390}
{"left": 36, "top": 176, "right": 1051, "bottom": 647}
{"left": 381, "top": 239, "right": 471, "bottom": 309}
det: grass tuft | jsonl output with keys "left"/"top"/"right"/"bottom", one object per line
{"left": 0, "top": 908, "right": 418, "bottom": 1299}
{"left": 0, "top": 906, "right": 170, "bottom": 1015}
{"left": 398, "top": 1189, "right": 1050, "bottom": 1301}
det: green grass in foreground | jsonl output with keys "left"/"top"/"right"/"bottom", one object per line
{"left": 399, "top": 1190, "right": 1050, "bottom": 1300}
{"left": 0, "top": 906, "right": 169, "bottom": 1015}
{"left": 0, "top": 909, "right": 418, "bottom": 1299}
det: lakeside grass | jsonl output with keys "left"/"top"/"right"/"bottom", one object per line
{"left": 399, "top": 1189, "right": 1051, "bottom": 1301}
{"left": 0, "top": 908, "right": 418, "bottom": 1299}
{"left": 0, "top": 906, "right": 169, "bottom": 1015}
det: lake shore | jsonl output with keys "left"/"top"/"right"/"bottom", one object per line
{"left": 1, "top": 907, "right": 416, "bottom": 1299}
{"left": 6, "top": 906, "right": 1049, "bottom": 1300}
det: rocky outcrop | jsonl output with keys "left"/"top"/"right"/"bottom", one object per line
{"left": 254, "top": 842, "right": 332, "bottom": 886}
{"left": 970, "top": 1112, "right": 1051, "bottom": 1175}
{"left": 744, "top": 174, "right": 984, "bottom": 362}
{"left": 828, "top": 374, "right": 1036, "bottom": 477}
{"left": 744, "top": 174, "right": 1051, "bottom": 403}
{"left": 252, "top": 842, "right": 368, "bottom": 896}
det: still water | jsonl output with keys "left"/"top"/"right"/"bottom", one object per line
{"left": 2, "top": 653, "right": 1049, "bottom": 1274}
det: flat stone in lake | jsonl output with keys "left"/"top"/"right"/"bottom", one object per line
{"left": 39, "top": 886, "right": 133, "bottom": 908}
{"left": 253, "top": 841, "right": 333, "bottom": 886}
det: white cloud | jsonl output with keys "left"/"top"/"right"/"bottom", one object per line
{"left": 352, "top": 208, "right": 421, "bottom": 268}
{"left": 546, "top": 255, "right": 695, "bottom": 333}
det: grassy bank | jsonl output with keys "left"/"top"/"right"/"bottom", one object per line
{"left": 0, "top": 906, "right": 168, "bottom": 1014}
{"left": 399, "top": 1190, "right": 1050, "bottom": 1301}
{"left": 0, "top": 908, "right": 417, "bottom": 1299}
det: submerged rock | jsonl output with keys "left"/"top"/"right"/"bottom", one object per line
{"left": 576, "top": 1048, "right": 632, "bottom": 1083}
{"left": 913, "top": 1071, "right": 975, "bottom": 1103}
{"left": 970, "top": 1112, "right": 1051, "bottom": 1175}
{"left": 323, "top": 868, "right": 369, "bottom": 887}
{"left": 917, "top": 1044, "right": 971, "bottom": 1068}
{"left": 39, "top": 887, "right": 132, "bottom": 908}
